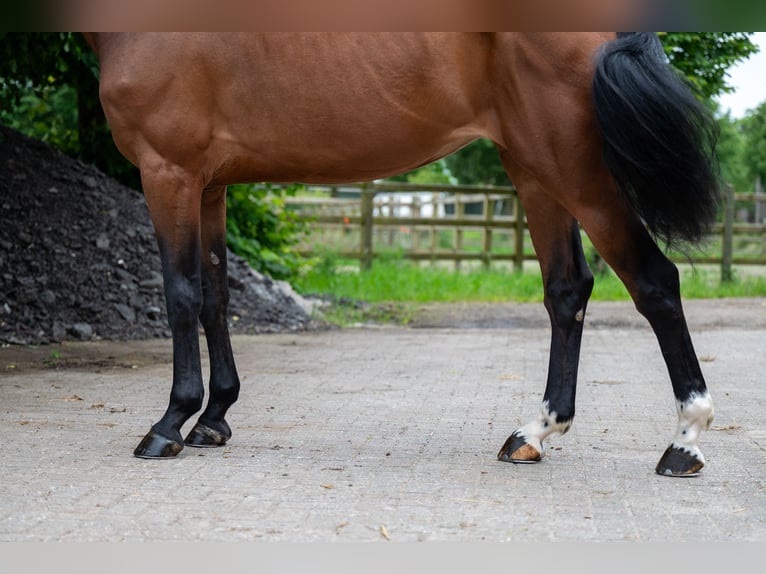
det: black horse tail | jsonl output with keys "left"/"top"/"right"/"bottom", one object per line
{"left": 592, "top": 32, "right": 720, "bottom": 247}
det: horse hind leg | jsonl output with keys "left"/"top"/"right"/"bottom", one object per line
{"left": 497, "top": 182, "right": 593, "bottom": 463}
{"left": 184, "top": 185, "right": 241, "bottom": 448}
{"left": 632, "top": 250, "right": 714, "bottom": 476}
{"left": 573, "top": 190, "right": 713, "bottom": 476}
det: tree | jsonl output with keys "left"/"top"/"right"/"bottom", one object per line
{"left": 443, "top": 139, "right": 510, "bottom": 187}
{"left": 0, "top": 32, "right": 140, "bottom": 188}
{"left": 740, "top": 101, "right": 766, "bottom": 186}
{"left": 660, "top": 32, "right": 758, "bottom": 100}
{"left": 715, "top": 107, "right": 750, "bottom": 195}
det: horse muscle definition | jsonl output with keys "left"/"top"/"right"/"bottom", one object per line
{"left": 83, "top": 32, "right": 719, "bottom": 476}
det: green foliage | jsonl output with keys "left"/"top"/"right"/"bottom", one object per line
{"left": 386, "top": 158, "right": 456, "bottom": 184}
{"left": 740, "top": 101, "right": 766, "bottom": 185}
{"left": 660, "top": 32, "right": 758, "bottom": 100}
{"left": 0, "top": 84, "right": 79, "bottom": 154}
{"left": 0, "top": 33, "right": 83, "bottom": 156}
{"left": 712, "top": 99, "right": 766, "bottom": 199}
{"left": 0, "top": 33, "right": 97, "bottom": 103}
{"left": 715, "top": 109, "right": 750, "bottom": 195}
{"left": 0, "top": 32, "right": 140, "bottom": 188}
{"left": 225, "top": 184, "right": 312, "bottom": 280}
{"left": 444, "top": 139, "right": 510, "bottom": 186}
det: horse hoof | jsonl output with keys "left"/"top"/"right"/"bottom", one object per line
{"left": 497, "top": 432, "right": 542, "bottom": 463}
{"left": 134, "top": 431, "right": 184, "bottom": 459}
{"left": 655, "top": 445, "right": 704, "bottom": 477}
{"left": 184, "top": 422, "right": 230, "bottom": 448}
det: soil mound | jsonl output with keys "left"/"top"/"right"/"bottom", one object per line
{"left": 0, "top": 126, "right": 323, "bottom": 345}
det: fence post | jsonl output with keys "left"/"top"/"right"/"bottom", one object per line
{"left": 387, "top": 195, "right": 395, "bottom": 246}
{"left": 513, "top": 193, "right": 525, "bottom": 272}
{"left": 482, "top": 194, "right": 493, "bottom": 270}
{"left": 412, "top": 197, "right": 421, "bottom": 253}
{"left": 360, "top": 186, "right": 375, "bottom": 271}
{"left": 455, "top": 193, "right": 464, "bottom": 271}
{"left": 430, "top": 192, "right": 440, "bottom": 264}
{"left": 721, "top": 182, "right": 734, "bottom": 283}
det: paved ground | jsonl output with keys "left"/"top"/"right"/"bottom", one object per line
{"left": 1, "top": 298, "right": 765, "bottom": 542}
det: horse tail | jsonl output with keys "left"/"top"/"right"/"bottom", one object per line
{"left": 591, "top": 32, "right": 720, "bottom": 247}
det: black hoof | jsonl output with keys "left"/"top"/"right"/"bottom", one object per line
{"left": 655, "top": 445, "right": 704, "bottom": 477}
{"left": 184, "top": 422, "right": 230, "bottom": 448}
{"left": 134, "top": 430, "right": 184, "bottom": 459}
{"left": 497, "top": 432, "right": 542, "bottom": 464}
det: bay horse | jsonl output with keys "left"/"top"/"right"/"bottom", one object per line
{"left": 83, "top": 33, "right": 719, "bottom": 476}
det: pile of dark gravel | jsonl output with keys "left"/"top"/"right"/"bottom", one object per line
{"left": 0, "top": 126, "right": 324, "bottom": 346}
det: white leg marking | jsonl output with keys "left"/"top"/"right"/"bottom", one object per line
{"left": 515, "top": 401, "right": 572, "bottom": 456}
{"left": 670, "top": 392, "right": 714, "bottom": 462}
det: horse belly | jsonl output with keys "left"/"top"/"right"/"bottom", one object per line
{"left": 212, "top": 119, "right": 482, "bottom": 185}
{"left": 204, "top": 33, "right": 492, "bottom": 184}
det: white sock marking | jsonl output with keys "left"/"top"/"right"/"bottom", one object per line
{"left": 515, "top": 401, "right": 572, "bottom": 455}
{"left": 670, "top": 392, "right": 714, "bottom": 462}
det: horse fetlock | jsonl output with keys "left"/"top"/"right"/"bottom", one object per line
{"left": 539, "top": 401, "right": 573, "bottom": 435}
{"left": 675, "top": 392, "right": 714, "bottom": 443}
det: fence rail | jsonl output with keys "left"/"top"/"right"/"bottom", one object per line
{"left": 278, "top": 182, "right": 766, "bottom": 279}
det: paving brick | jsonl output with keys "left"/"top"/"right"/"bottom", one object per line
{"left": 1, "top": 300, "right": 765, "bottom": 541}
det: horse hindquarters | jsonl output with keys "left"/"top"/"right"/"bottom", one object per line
{"left": 493, "top": 32, "right": 716, "bottom": 475}
{"left": 586, "top": 32, "right": 718, "bottom": 475}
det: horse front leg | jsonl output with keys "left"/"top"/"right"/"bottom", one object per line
{"left": 133, "top": 168, "right": 205, "bottom": 459}
{"left": 497, "top": 185, "right": 594, "bottom": 463}
{"left": 184, "top": 186, "right": 241, "bottom": 448}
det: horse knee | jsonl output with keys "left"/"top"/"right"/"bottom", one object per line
{"left": 544, "top": 271, "right": 594, "bottom": 329}
{"left": 165, "top": 277, "right": 203, "bottom": 332}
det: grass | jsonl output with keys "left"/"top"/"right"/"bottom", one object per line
{"left": 293, "top": 252, "right": 766, "bottom": 325}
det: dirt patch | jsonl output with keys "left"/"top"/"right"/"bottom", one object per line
{"left": 0, "top": 126, "right": 325, "bottom": 346}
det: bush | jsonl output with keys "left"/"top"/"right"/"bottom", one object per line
{"left": 225, "top": 183, "right": 312, "bottom": 281}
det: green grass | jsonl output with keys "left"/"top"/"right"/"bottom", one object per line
{"left": 293, "top": 252, "right": 766, "bottom": 325}
{"left": 296, "top": 253, "right": 766, "bottom": 301}
{"left": 295, "top": 253, "right": 542, "bottom": 303}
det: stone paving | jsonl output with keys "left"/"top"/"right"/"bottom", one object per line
{"left": 1, "top": 299, "right": 765, "bottom": 541}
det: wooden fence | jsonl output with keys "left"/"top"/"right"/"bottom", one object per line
{"left": 278, "top": 181, "right": 766, "bottom": 279}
